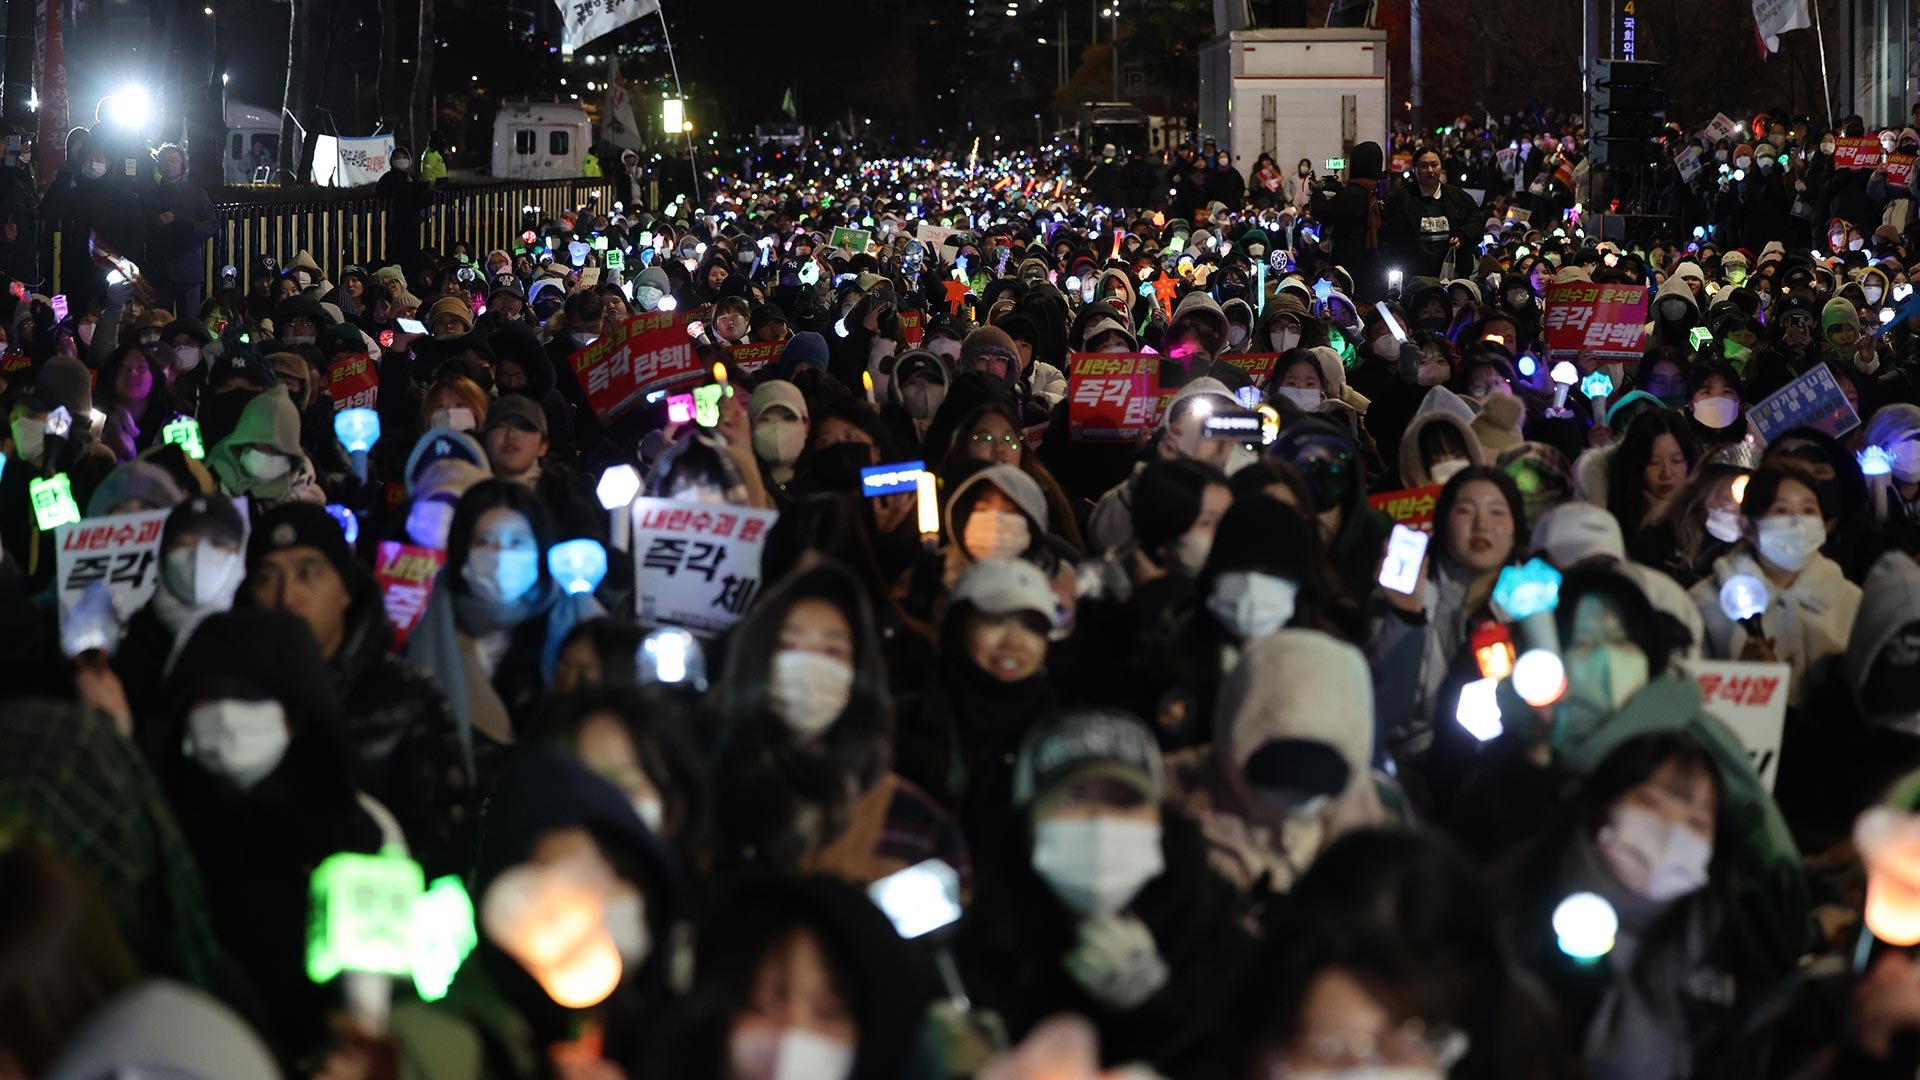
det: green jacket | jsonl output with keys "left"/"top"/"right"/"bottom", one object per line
{"left": 580, "top": 153, "right": 602, "bottom": 179}
{"left": 420, "top": 149, "right": 448, "bottom": 183}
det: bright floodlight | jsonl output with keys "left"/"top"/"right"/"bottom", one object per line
{"left": 106, "top": 85, "right": 152, "bottom": 128}
{"left": 1553, "top": 892, "right": 1618, "bottom": 960}
{"left": 1512, "top": 648, "right": 1567, "bottom": 707}
{"left": 596, "top": 464, "right": 641, "bottom": 510}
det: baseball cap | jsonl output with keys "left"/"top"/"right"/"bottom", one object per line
{"left": 951, "top": 557, "right": 1058, "bottom": 625}
{"left": 748, "top": 380, "right": 809, "bottom": 424}
{"left": 1012, "top": 708, "right": 1166, "bottom": 808}
{"left": 485, "top": 393, "right": 549, "bottom": 437}
{"left": 248, "top": 502, "right": 360, "bottom": 586}
{"left": 1530, "top": 502, "right": 1625, "bottom": 568}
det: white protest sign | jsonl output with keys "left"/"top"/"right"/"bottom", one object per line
{"left": 1701, "top": 113, "right": 1741, "bottom": 144}
{"left": 916, "top": 222, "right": 960, "bottom": 248}
{"left": 1682, "top": 659, "right": 1791, "bottom": 791}
{"left": 630, "top": 496, "right": 778, "bottom": 635}
{"left": 55, "top": 507, "right": 171, "bottom": 632}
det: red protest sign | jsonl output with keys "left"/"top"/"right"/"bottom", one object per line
{"left": 1367, "top": 484, "right": 1443, "bottom": 532}
{"left": 899, "top": 309, "right": 924, "bottom": 347}
{"left": 1067, "top": 352, "right": 1161, "bottom": 441}
{"left": 1834, "top": 137, "right": 1885, "bottom": 170}
{"left": 1542, "top": 282, "right": 1649, "bottom": 360}
{"left": 569, "top": 311, "right": 702, "bottom": 424}
{"left": 0, "top": 349, "right": 29, "bottom": 375}
{"left": 374, "top": 540, "right": 445, "bottom": 648}
{"left": 328, "top": 351, "right": 377, "bottom": 412}
{"left": 726, "top": 341, "right": 782, "bottom": 374}
{"left": 1889, "top": 154, "right": 1916, "bottom": 187}
{"left": 1223, "top": 352, "right": 1279, "bottom": 385}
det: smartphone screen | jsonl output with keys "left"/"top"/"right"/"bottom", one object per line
{"left": 396, "top": 317, "right": 427, "bottom": 335}
{"left": 1378, "top": 524, "right": 1429, "bottom": 595}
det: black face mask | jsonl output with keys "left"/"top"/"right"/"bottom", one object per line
{"left": 1294, "top": 454, "right": 1354, "bottom": 512}
{"left": 1416, "top": 315, "right": 1451, "bottom": 332}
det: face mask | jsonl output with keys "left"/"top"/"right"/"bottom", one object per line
{"left": 963, "top": 509, "right": 1031, "bottom": 560}
{"left": 1755, "top": 513, "right": 1825, "bottom": 571}
{"left": 752, "top": 422, "right": 806, "bottom": 468}
{"left": 392, "top": 157, "right": 412, "bottom": 171}
{"left": 768, "top": 649, "right": 854, "bottom": 739}
{"left": 241, "top": 447, "right": 293, "bottom": 481}
{"left": 1505, "top": 290, "right": 1530, "bottom": 308}
{"left": 430, "top": 407, "right": 476, "bottom": 431}
{"left": 1867, "top": 284, "right": 1886, "bottom": 304}
{"left": 163, "top": 542, "right": 245, "bottom": 609}
{"left": 571, "top": 332, "right": 599, "bottom": 348}
{"left": 282, "top": 335, "right": 316, "bottom": 348}
{"left": 1207, "top": 571, "right": 1298, "bottom": 640}
{"left": 1566, "top": 644, "right": 1650, "bottom": 714}
{"left": 929, "top": 339, "right": 961, "bottom": 362}
{"left": 83, "top": 161, "right": 107, "bottom": 179}
{"left": 1370, "top": 336, "right": 1399, "bottom": 360}
{"left": 903, "top": 382, "right": 946, "bottom": 420}
{"left": 1705, "top": 506, "right": 1744, "bottom": 543}
{"left": 1225, "top": 325, "right": 1249, "bottom": 349}
{"left": 1296, "top": 456, "right": 1352, "bottom": 512}
{"left": 729, "top": 1028, "right": 856, "bottom": 1080}
{"left": 1169, "top": 529, "right": 1212, "bottom": 577}
{"left": 1272, "top": 327, "right": 1302, "bottom": 352}
{"left": 635, "top": 286, "right": 664, "bottom": 310}
{"left": 184, "top": 699, "right": 291, "bottom": 790}
{"left": 1276, "top": 386, "right": 1322, "bottom": 411}
{"left": 1428, "top": 458, "right": 1470, "bottom": 485}
{"left": 1659, "top": 298, "right": 1689, "bottom": 320}
{"left": 1851, "top": 236, "right": 1866, "bottom": 251}
{"left": 602, "top": 893, "right": 651, "bottom": 966}
{"left": 463, "top": 546, "right": 541, "bottom": 604}
{"left": 1691, "top": 396, "right": 1738, "bottom": 429}
{"left": 1031, "top": 816, "right": 1165, "bottom": 918}
{"left": 173, "top": 344, "right": 203, "bottom": 371}
{"left": 1735, "top": 155, "right": 1753, "bottom": 169}
{"left": 1757, "top": 158, "right": 1775, "bottom": 173}
{"left": 1715, "top": 150, "right": 1729, "bottom": 163}
{"left": 1822, "top": 141, "right": 1837, "bottom": 154}
{"left": 1892, "top": 441, "right": 1920, "bottom": 483}
{"left": 11, "top": 416, "right": 45, "bottom": 461}
{"left": 408, "top": 499, "right": 456, "bottom": 549}
{"left": 1596, "top": 803, "right": 1713, "bottom": 904}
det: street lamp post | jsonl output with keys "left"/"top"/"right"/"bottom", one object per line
{"left": 1110, "top": 2, "right": 1120, "bottom": 100}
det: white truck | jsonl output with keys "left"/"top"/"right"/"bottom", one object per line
{"left": 1197, "top": 27, "right": 1390, "bottom": 179}
{"left": 490, "top": 101, "right": 593, "bottom": 179}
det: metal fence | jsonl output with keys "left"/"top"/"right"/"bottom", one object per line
{"left": 53, "top": 176, "right": 617, "bottom": 302}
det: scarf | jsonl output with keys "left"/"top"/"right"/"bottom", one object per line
{"left": 406, "top": 567, "right": 600, "bottom": 778}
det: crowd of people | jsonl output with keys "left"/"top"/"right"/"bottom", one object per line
{"left": 12, "top": 108, "right": 1920, "bottom": 1080}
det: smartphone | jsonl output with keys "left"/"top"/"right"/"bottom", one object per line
{"left": 1375, "top": 301, "right": 1408, "bottom": 343}
{"left": 868, "top": 859, "right": 963, "bottom": 940}
{"left": 1379, "top": 524, "right": 1429, "bottom": 595}
{"left": 396, "top": 317, "right": 427, "bottom": 335}
{"left": 1386, "top": 269, "right": 1404, "bottom": 299}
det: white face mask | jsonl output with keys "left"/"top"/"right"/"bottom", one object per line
{"left": 1565, "top": 644, "right": 1650, "bottom": 713}
{"left": 463, "top": 546, "right": 541, "bottom": 604}
{"left": 1692, "top": 396, "right": 1738, "bottom": 429}
{"left": 1866, "top": 284, "right": 1886, "bottom": 305}
{"left": 1370, "top": 336, "right": 1400, "bottom": 360}
{"left": 1596, "top": 803, "right": 1713, "bottom": 904}
{"left": 184, "top": 699, "right": 291, "bottom": 790}
{"left": 163, "top": 542, "right": 245, "bottom": 609}
{"left": 173, "top": 344, "right": 203, "bottom": 371}
{"left": 752, "top": 422, "right": 806, "bottom": 468}
{"left": 1031, "top": 816, "right": 1165, "bottom": 918}
{"left": 635, "top": 286, "right": 664, "bottom": 310}
{"left": 283, "top": 335, "right": 317, "bottom": 347}
{"left": 407, "top": 499, "right": 456, "bottom": 549}
{"left": 431, "top": 407, "right": 477, "bottom": 432}
{"left": 903, "top": 381, "right": 946, "bottom": 420}
{"left": 1275, "top": 385, "right": 1322, "bottom": 411}
{"left": 1705, "top": 506, "right": 1744, "bottom": 543}
{"left": 768, "top": 649, "right": 854, "bottom": 739}
{"left": 1892, "top": 441, "right": 1920, "bottom": 483}
{"left": 1272, "top": 327, "right": 1302, "bottom": 352}
{"left": 11, "top": 416, "right": 45, "bottom": 462}
{"left": 83, "top": 160, "right": 107, "bottom": 179}
{"left": 1428, "top": 458, "right": 1470, "bottom": 485}
{"left": 392, "top": 157, "right": 412, "bottom": 172}
{"left": 1755, "top": 513, "right": 1824, "bottom": 571}
{"left": 929, "top": 339, "right": 961, "bottom": 362}
{"left": 1206, "top": 571, "right": 1298, "bottom": 640}
{"left": 729, "top": 1028, "right": 856, "bottom": 1080}
{"left": 241, "top": 447, "right": 293, "bottom": 481}
{"left": 602, "top": 893, "right": 651, "bottom": 966}
{"left": 963, "top": 509, "right": 1031, "bottom": 560}
{"left": 1226, "top": 325, "right": 1249, "bottom": 348}
{"left": 1735, "top": 155, "right": 1753, "bottom": 169}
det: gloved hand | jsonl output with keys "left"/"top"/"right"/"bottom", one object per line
{"left": 1062, "top": 914, "right": 1168, "bottom": 1011}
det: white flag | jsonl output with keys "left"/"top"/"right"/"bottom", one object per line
{"left": 1753, "top": 0, "right": 1811, "bottom": 54}
{"left": 603, "top": 57, "right": 643, "bottom": 151}
{"left": 557, "top": 0, "right": 659, "bottom": 50}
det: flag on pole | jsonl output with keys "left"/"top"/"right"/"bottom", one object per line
{"left": 34, "top": 0, "right": 69, "bottom": 188}
{"left": 603, "top": 57, "right": 643, "bottom": 151}
{"left": 557, "top": 0, "right": 660, "bottom": 50}
{"left": 1753, "top": 0, "right": 1811, "bottom": 55}
{"left": 780, "top": 87, "right": 797, "bottom": 120}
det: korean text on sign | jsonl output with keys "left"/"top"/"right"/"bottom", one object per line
{"left": 329, "top": 351, "right": 378, "bottom": 412}
{"left": 1833, "top": 137, "right": 1886, "bottom": 170}
{"left": 54, "top": 507, "right": 171, "bottom": 639}
{"left": 1682, "top": 659, "right": 1790, "bottom": 791}
{"left": 1222, "top": 352, "right": 1279, "bottom": 385}
{"left": 1542, "top": 283, "right": 1648, "bottom": 360}
{"left": 375, "top": 541, "right": 446, "bottom": 648}
{"left": 1889, "top": 154, "right": 1916, "bottom": 187}
{"left": 631, "top": 496, "right": 780, "bottom": 636}
{"left": 1066, "top": 352, "right": 1162, "bottom": 442}
{"left": 1367, "top": 485, "right": 1444, "bottom": 533}
{"left": 570, "top": 311, "right": 701, "bottom": 425}
{"left": 1749, "top": 363, "right": 1862, "bottom": 442}
{"left": 726, "top": 341, "right": 782, "bottom": 374}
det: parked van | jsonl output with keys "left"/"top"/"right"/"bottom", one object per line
{"left": 224, "top": 100, "right": 284, "bottom": 184}
{"left": 490, "top": 101, "right": 593, "bottom": 179}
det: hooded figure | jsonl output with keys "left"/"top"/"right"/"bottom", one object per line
{"left": 490, "top": 321, "right": 578, "bottom": 458}
{"left": 1646, "top": 272, "right": 1702, "bottom": 350}
{"left": 1398, "top": 385, "right": 1487, "bottom": 488}
{"left": 1085, "top": 378, "right": 1241, "bottom": 554}
{"left": 942, "top": 462, "right": 1050, "bottom": 581}
{"left": 881, "top": 347, "right": 952, "bottom": 451}
{"left": 1173, "top": 628, "right": 1394, "bottom": 896}
{"left": 1269, "top": 415, "right": 1395, "bottom": 604}
{"left": 113, "top": 495, "right": 250, "bottom": 719}
{"left": 205, "top": 384, "right": 326, "bottom": 511}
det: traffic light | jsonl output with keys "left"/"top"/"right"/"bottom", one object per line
{"left": 1591, "top": 60, "right": 1667, "bottom": 168}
